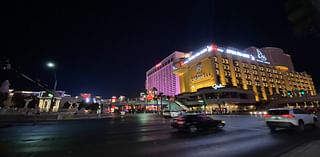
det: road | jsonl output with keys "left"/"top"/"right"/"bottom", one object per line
{"left": 1, "top": 113, "right": 320, "bottom": 157}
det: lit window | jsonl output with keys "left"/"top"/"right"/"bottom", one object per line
{"left": 215, "top": 63, "right": 219, "bottom": 68}
{"left": 216, "top": 70, "right": 220, "bottom": 75}
{"left": 234, "top": 61, "right": 239, "bottom": 66}
{"left": 214, "top": 57, "right": 218, "bottom": 62}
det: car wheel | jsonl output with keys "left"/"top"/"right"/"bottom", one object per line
{"left": 312, "top": 118, "right": 318, "bottom": 128}
{"left": 269, "top": 127, "right": 277, "bottom": 133}
{"left": 189, "top": 125, "right": 198, "bottom": 133}
{"left": 217, "top": 123, "right": 225, "bottom": 129}
{"left": 296, "top": 120, "right": 305, "bottom": 132}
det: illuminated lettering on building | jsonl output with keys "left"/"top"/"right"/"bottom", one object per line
{"left": 191, "top": 62, "right": 211, "bottom": 82}
{"left": 183, "top": 44, "right": 270, "bottom": 65}
{"left": 212, "top": 84, "right": 224, "bottom": 90}
{"left": 256, "top": 49, "right": 270, "bottom": 64}
{"left": 184, "top": 46, "right": 213, "bottom": 64}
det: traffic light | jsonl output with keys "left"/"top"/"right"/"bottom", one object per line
{"left": 299, "top": 90, "right": 305, "bottom": 96}
{"left": 287, "top": 91, "right": 292, "bottom": 96}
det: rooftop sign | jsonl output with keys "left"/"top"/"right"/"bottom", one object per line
{"left": 183, "top": 44, "right": 270, "bottom": 65}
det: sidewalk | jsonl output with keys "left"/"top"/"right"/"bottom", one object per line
{"left": 0, "top": 113, "right": 113, "bottom": 123}
{"left": 279, "top": 140, "right": 320, "bottom": 157}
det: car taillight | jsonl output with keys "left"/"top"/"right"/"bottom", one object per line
{"left": 264, "top": 114, "right": 271, "bottom": 118}
{"left": 177, "top": 121, "right": 185, "bottom": 125}
{"left": 281, "top": 114, "right": 295, "bottom": 118}
{"left": 176, "top": 117, "right": 185, "bottom": 121}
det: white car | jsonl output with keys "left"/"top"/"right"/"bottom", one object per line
{"left": 163, "top": 110, "right": 181, "bottom": 118}
{"left": 264, "top": 108, "right": 318, "bottom": 132}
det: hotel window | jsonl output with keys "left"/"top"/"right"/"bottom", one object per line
{"left": 214, "top": 57, "right": 218, "bottom": 62}
{"left": 222, "top": 58, "right": 227, "bottom": 64}
{"left": 215, "top": 63, "right": 219, "bottom": 68}
{"left": 259, "top": 66, "right": 264, "bottom": 71}
{"left": 225, "top": 78, "right": 229, "bottom": 83}
{"left": 234, "top": 61, "right": 239, "bottom": 66}
{"left": 224, "top": 71, "right": 231, "bottom": 77}
{"left": 253, "top": 70, "right": 258, "bottom": 75}
{"left": 216, "top": 69, "right": 220, "bottom": 75}
{"left": 255, "top": 82, "right": 260, "bottom": 86}
{"left": 261, "top": 72, "right": 266, "bottom": 76}
{"left": 242, "top": 63, "right": 248, "bottom": 68}
{"left": 225, "top": 58, "right": 229, "bottom": 64}
{"left": 248, "top": 80, "right": 252, "bottom": 85}
{"left": 251, "top": 65, "right": 257, "bottom": 69}
{"left": 223, "top": 65, "right": 230, "bottom": 70}
{"left": 263, "top": 83, "right": 268, "bottom": 87}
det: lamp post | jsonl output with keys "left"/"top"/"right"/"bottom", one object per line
{"left": 46, "top": 62, "right": 58, "bottom": 112}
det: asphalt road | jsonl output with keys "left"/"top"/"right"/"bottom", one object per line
{"left": 1, "top": 113, "right": 320, "bottom": 157}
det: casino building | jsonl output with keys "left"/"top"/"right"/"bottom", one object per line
{"left": 172, "top": 44, "right": 316, "bottom": 112}
{"left": 145, "top": 51, "right": 189, "bottom": 96}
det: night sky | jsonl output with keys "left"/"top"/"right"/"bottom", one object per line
{"left": 1, "top": 0, "right": 320, "bottom": 98}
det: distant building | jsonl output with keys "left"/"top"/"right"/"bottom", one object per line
{"left": 145, "top": 51, "right": 189, "bottom": 96}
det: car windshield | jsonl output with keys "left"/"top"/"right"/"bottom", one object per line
{"left": 268, "top": 110, "right": 289, "bottom": 115}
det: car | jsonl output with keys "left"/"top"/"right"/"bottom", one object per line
{"left": 264, "top": 108, "right": 318, "bottom": 132}
{"left": 162, "top": 110, "right": 181, "bottom": 118}
{"left": 171, "top": 114, "right": 225, "bottom": 133}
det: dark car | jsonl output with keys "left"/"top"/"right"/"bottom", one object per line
{"left": 171, "top": 114, "right": 225, "bottom": 133}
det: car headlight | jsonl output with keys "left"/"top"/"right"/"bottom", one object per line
{"left": 221, "top": 121, "right": 226, "bottom": 124}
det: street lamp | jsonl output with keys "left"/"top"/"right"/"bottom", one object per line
{"left": 46, "top": 62, "right": 58, "bottom": 112}
{"left": 47, "top": 62, "right": 55, "bottom": 68}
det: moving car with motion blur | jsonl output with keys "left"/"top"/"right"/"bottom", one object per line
{"left": 264, "top": 108, "right": 318, "bottom": 132}
{"left": 171, "top": 114, "right": 225, "bottom": 133}
{"left": 162, "top": 110, "right": 181, "bottom": 118}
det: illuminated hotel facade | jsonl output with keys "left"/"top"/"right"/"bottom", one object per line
{"left": 173, "top": 44, "right": 316, "bottom": 103}
{"left": 146, "top": 51, "right": 188, "bottom": 96}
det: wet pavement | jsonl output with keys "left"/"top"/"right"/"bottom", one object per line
{"left": 1, "top": 113, "right": 320, "bottom": 157}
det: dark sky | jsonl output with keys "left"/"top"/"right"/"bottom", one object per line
{"left": 1, "top": 0, "right": 320, "bottom": 98}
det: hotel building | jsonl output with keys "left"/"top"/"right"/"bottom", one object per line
{"left": 145, "top": 51, "right": 189, "bottom": 96}
{"left": 172, "top": 44, "right": 316, "bottom": 111}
